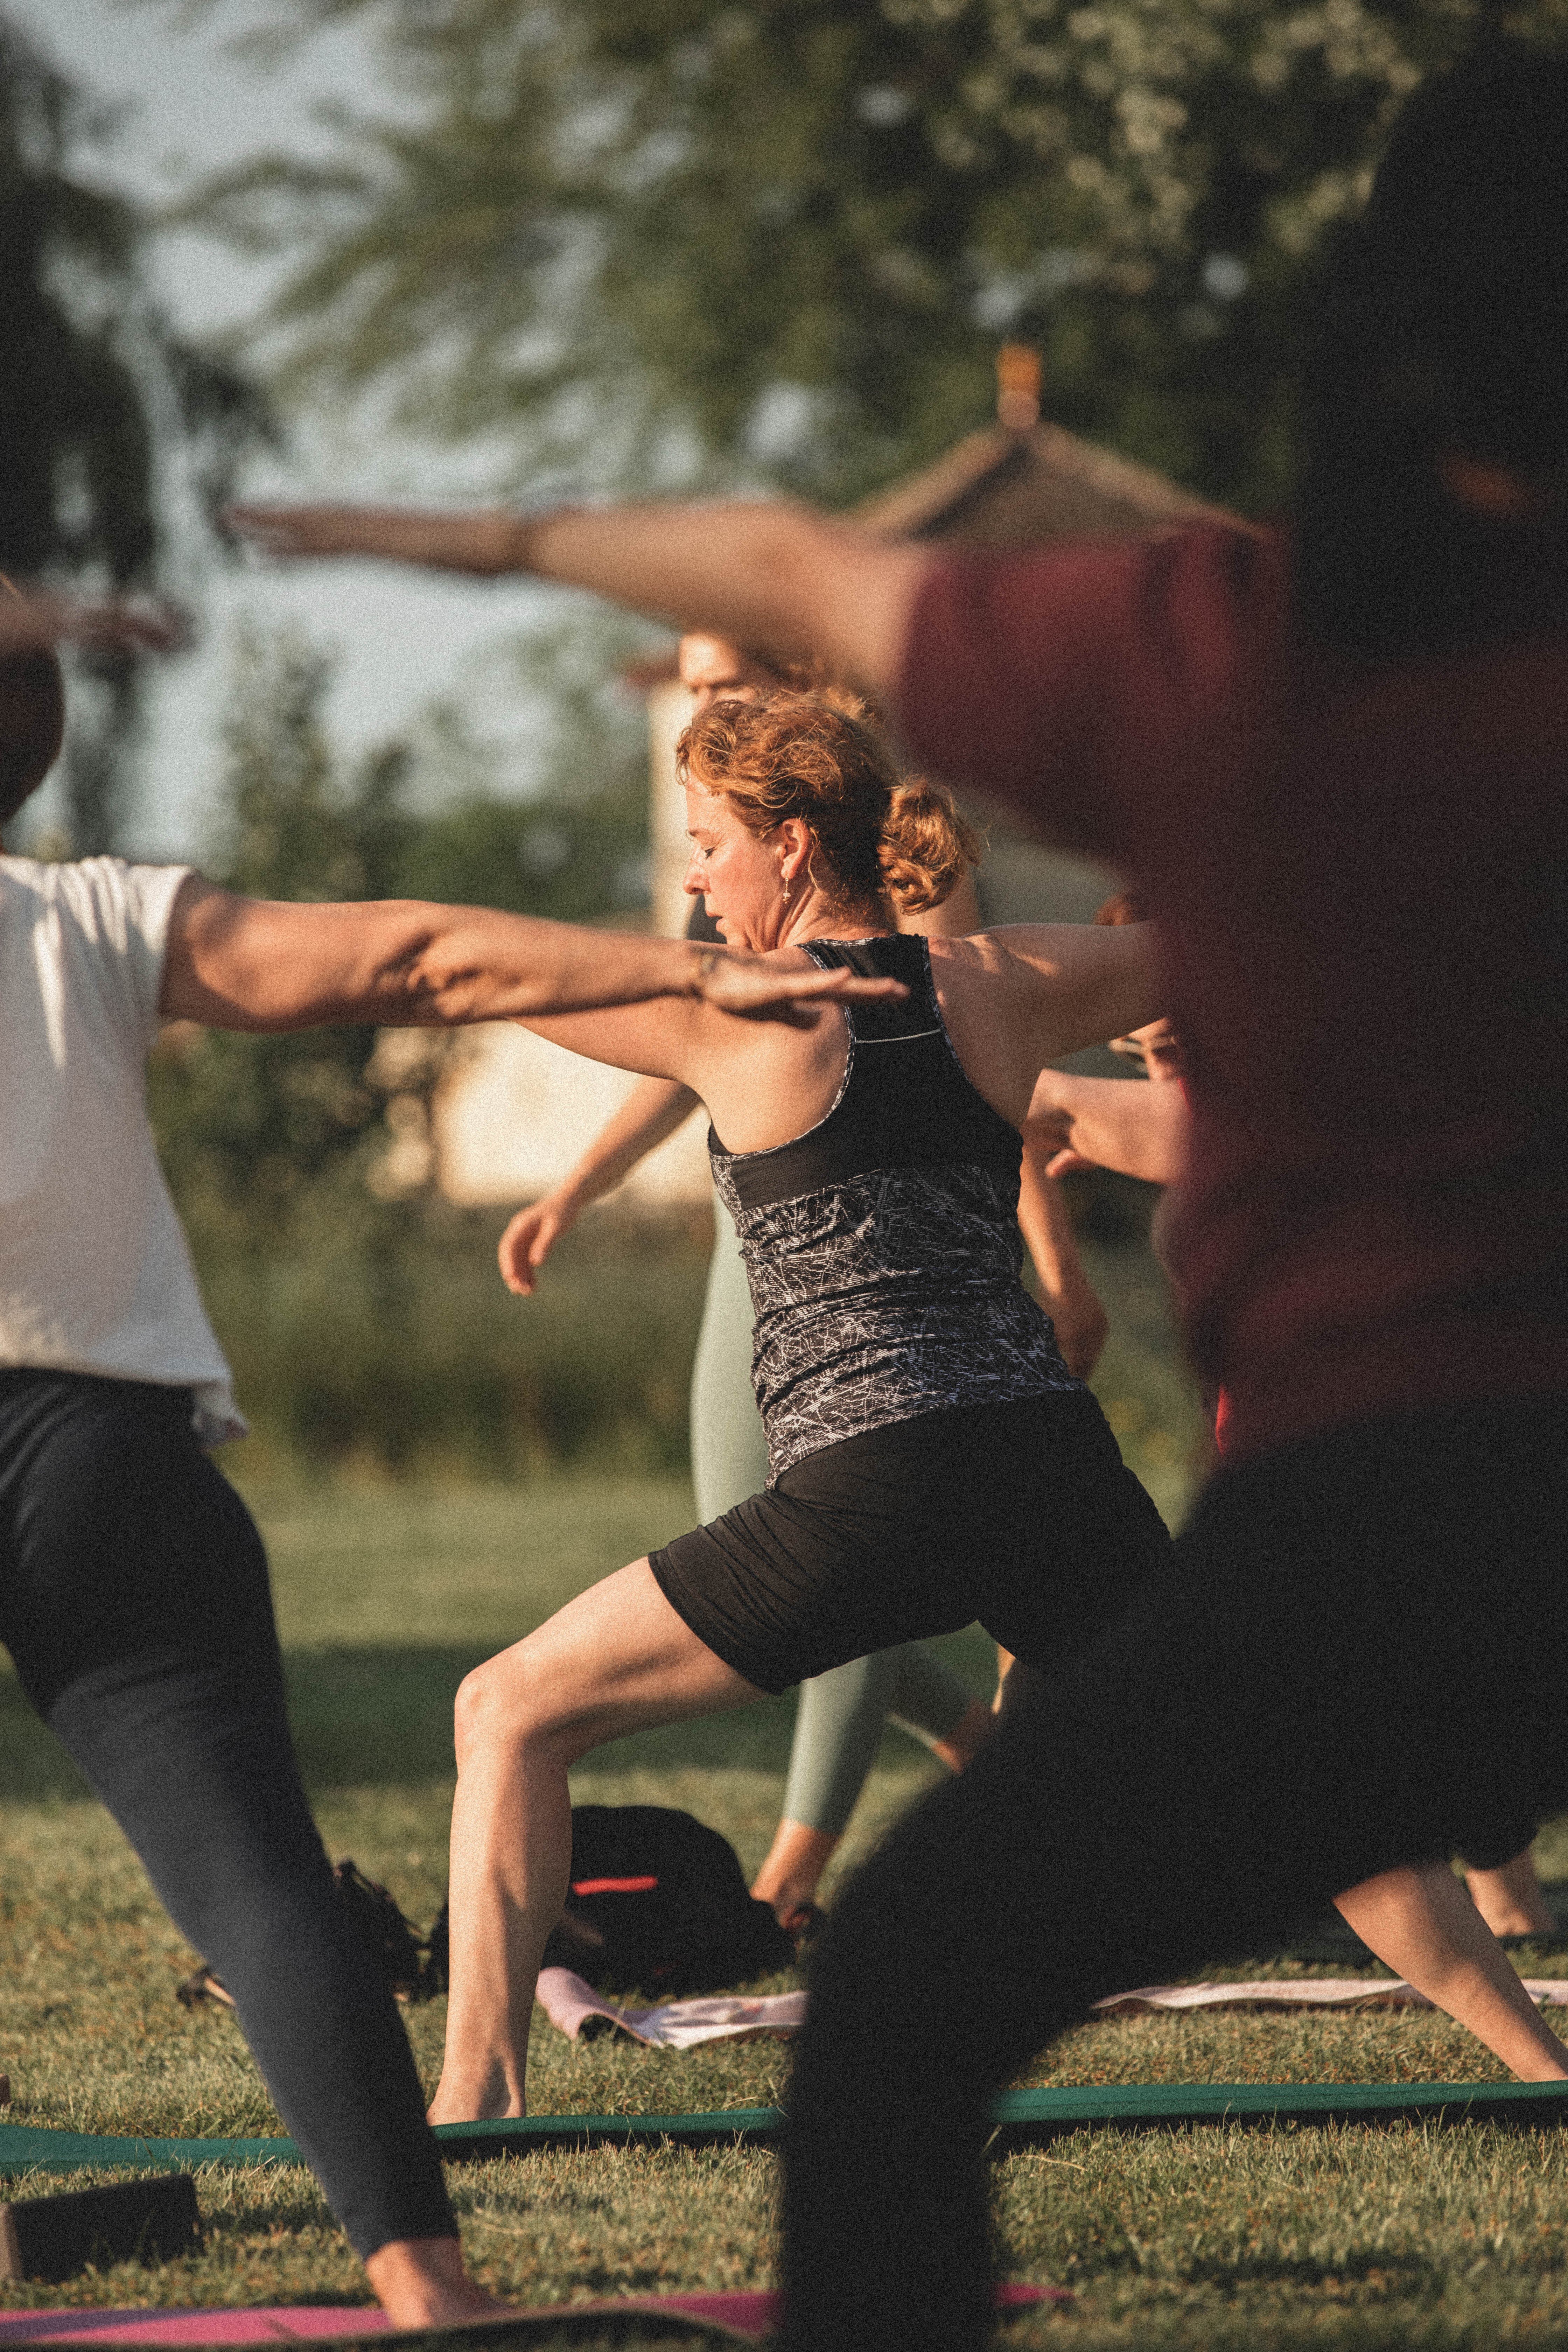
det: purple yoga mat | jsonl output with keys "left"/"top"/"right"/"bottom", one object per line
{"left": 0, "top": 2284, "right": 1063, "bottom": 2345}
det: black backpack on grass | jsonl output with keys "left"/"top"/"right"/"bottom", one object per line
{"left": 177, "top": 1859, "right": 428, "bottom": 2010}
{"left": 427, "top": 1804, "right": 794, "bottom": 1998}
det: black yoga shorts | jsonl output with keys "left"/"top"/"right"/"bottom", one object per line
{"left": 649, "top": 1388, "right": 1173, "bottom": 1695}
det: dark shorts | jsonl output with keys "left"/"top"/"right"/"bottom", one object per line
{"left": 649, "top": 1389, "right": 1173, "bottom": 1695}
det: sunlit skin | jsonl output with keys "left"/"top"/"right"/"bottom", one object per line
{"left": 681, "top": 788, "right": 839, "bottom": 950}
{"left": 224, "top": 512, "right": 1568, "bottom": 2070}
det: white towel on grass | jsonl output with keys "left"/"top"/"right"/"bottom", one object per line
{"left": 537, "top": 1967, "right": 807, "bottom": 2046}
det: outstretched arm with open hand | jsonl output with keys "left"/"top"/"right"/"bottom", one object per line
{"left": 226, "top": 500, "right": 923, "bottom": 704}
{"left": 0, "top": 582, "right": 184, "bottom": 656}
{"left": 159, "top": 881, "right": 906, "bottom": 1034}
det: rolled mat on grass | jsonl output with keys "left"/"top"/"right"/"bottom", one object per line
{"left": 6, "top": 2082, "right": 1568, "bottom": 2182}
{"left": 0, "top": 2291, "right": 1062, "bottom": 2347}
{"left": 1094, "top": 1978, "right": 1568, "bottom": 2015}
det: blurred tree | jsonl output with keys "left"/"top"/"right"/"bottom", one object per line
{"left": 149, "top": 620, "right": 649, "bottom": 1242}
{"left": 150, "top": 630, "right": 407, "bottom": 1240}
{"left": 399, "top": 615, "right": 653, "bottom": 919}
{"left": 0, "top": 12, "right": 273, "bottom": 848}
{"left": 174, "top": 0, "right": 1563, "bottom": 513}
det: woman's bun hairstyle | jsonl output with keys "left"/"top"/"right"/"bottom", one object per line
{"left": 879, "top": 776, "right": 983, "bottom": 914}
{"left": 0, "top": 578, "right": 65, "bottom": 824}
{"left": 678, "top": 690, "right": 980, "bottom": 915}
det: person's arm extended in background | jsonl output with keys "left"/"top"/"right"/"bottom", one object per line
{"left": 498, "top": 1075, "right": 699, "bottom": 1296}
{"left": 227, "top": 500, "right": 927, "bottom": 706}
{"left": 973, "top": 920, "right": 1166, "bottom": 1072}
{"left": 159, "top": 879, "right": 903, "bottom": 1031}
{"left": 1016, "top": 1146, "right": 1107, "bottom": 1380}
{"left": 1026, "top": 1066, "right": 1190, "bottom": 1185}
{"left": 0, "top": 586, "right": 183, "bottom": 656}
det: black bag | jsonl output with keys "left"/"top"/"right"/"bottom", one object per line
{"left": 332, "top": 1858, "right": 427, "bottom": 2001}
{"left": 176, "top": 1858, "right": 429, "bottom": 2010}
{"left": 426, "top": 1804, "right": 794, "bottom": 1998}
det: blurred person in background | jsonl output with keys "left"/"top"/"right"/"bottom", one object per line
{"left": 1027, "top": 892, "right": 1568, "bottom": 2081}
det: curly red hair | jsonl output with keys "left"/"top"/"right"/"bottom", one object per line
{"left": 678, "top": 690, "right": 980, "bottom": 916}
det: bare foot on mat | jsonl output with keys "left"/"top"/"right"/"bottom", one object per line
{"left": 364, "top": 2235, "right": 508, "bottom": 2327}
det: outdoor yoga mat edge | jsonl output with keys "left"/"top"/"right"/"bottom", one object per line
{"left": 5, "top": 2082, "right": 1566, "bottom": 2176}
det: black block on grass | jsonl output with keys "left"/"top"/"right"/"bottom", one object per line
{"left": 0, "top": 2172, "right": 200, "bottom": 2282}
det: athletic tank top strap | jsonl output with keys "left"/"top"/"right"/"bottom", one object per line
{"left": 716, "top": 934, "right": 1021, "bottom": 1216}
{"left": 803, "top": 931, "right": 943, "bottom": 1041}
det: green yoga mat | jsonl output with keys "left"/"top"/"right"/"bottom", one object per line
{"left": 4, "top": 2081, "right": 1566, "bottom": 2178}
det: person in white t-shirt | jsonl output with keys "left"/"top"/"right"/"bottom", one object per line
{"left": 0, "top": 604, "right": 898, "bottom": 2326}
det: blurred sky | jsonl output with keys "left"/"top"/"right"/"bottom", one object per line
{"left": 7, "top": 0, "right": 582, "bottom": 856}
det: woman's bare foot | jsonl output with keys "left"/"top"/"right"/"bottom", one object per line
{"left": 363, "top": 2233, "right": 507, "bottom": 2326}
{"left": 1465, "top": 1850, "right": 1557, "bottom": 1938}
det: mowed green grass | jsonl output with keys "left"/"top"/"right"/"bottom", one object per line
{"left": 3, "top": 1471, "right": 1568, "bottom": 2345}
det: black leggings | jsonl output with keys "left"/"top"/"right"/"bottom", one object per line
{"left": 779, "top": 1392, "right": 1568, "bottom": 2352}
{"left": 0, "top": 1370, "right": 453, "bottom": 2261}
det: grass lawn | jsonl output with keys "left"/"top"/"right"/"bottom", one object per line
{"left": 3, "top": 1468, "right": 1568, "bottom": 2346}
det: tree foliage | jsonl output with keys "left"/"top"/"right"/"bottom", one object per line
{"left": 149, "top": 621, "right": 649, "bottom": 1243}
{"left": 0, "top": 11, "right": 273, "bottom": 847}
{"left": 180, "top": 0, "right": 1565, "bottom": 511}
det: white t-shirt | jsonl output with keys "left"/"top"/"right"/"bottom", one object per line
{"left": 0, "top": 855, "right": 244, "bottom": 1441}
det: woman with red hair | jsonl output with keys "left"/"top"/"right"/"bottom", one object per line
{"left": 413, "top": 687, "right": 1171, "bottom": 2125}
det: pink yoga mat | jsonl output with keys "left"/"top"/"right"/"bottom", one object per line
{"left": 0, "top": 2284, "right": 1063, "bottom": 2346}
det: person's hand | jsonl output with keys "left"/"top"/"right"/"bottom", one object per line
{"left": 498, "top": 1190, "right": 581, "bottom": 1295}
{"left": 226, "top": 503, "right": 520, "bottom": 577}
{"left": 695, "top": 951, "right": 906, "bottom": 1024}
{"left": 1023, "top": 1076, "right": 1098, "bottom": 1178}
{"left": 0, "top": 586, "right": 186, "bottom": 655}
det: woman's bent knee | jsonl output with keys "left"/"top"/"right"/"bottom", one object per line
{"left": 454, "top": 1655, "right": 536, "bottom": 1767}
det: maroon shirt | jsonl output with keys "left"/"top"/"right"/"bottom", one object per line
{"left": 901, "top": 524, "right": 1568, "bottom": 1461}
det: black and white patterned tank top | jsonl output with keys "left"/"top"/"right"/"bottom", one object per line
{"left": 709, "top": 933, "right": 1081, "bottom": 1481}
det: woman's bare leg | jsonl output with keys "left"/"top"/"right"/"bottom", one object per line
{"left": 429, "top": 1559, "right": 763, "bottom": 2124}
{"left": 1334, "top": 1861, "right": 1568, "bottom": 2080}
{"left": 1464, "top": 1847, "right": 1556, "bottom": 1937}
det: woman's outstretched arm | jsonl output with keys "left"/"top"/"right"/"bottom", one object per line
{"left": 227, "top": 500, "right": 927, "bottom": 704}
{"left": 159, "top": 880, "right": 903, "bottom": 1034}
